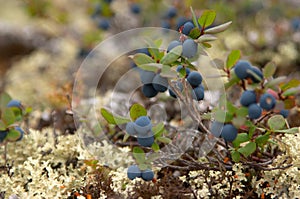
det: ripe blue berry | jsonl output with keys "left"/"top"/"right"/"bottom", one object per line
{"left": 0, "top": 130, "right": 8, "bottom": 143}
{"left": 182, "top": 22, "right": 195, "bottom": 35}
{"left": 249, "top": 67, "right": 263, "bottom": 83}
{"left": 134, "top": 116, "right": 152, "bottom": 135}
{"left": 168, "top": 81, "right": 183, "bottom": 98}
{"left": 176, "top": 17, "right": 188, "bottom": 30}
{"left": 248, "top": 104, "right": 262, "bottom": 119}
{"left": 176, "top": 65, "right": 190, "bottom": 76}
{"left": 126, "top": 122, "right": 137, "bottom": 136}
{"left": 210, "top": 121, "right": 223, "bottom": 137}
{"left": 15, "top": 127, "right": 24, "bottom": 141}
{"left": 98, "top": 19, "right": 110, "bottom": 30}
{"left": 152, "top": 74, "right": 168, "bottom": 92}
{"left": 137, "top": 135, "right": 154, "bottom": 147}
{"left": 130, "top": 3, "right": 141, "bottom": 14}
{"left": 139, "top": 70, "right": 156, "bottom": 84}
{"left": 7, "top": 100, "right": 22, "bottom": 109}
{"left": 182, "top": 39, "right": 198, "bottom": 58}
{"left": 104, "top": 0, "right": 113, "bottom": 4}
{"left": 259, "top": 93, "right": 276, "bottom": 111}
{"left": 192, "top": 85, "right": 205, "bottom": 101}
{"left": 141, "top": 169, "right": 154, "bottom": 181}
{"left": 187, "top": 71, "right": 202, "bottom": 87}
{"left": 221, "top": 124, "right": 238, "bottom": 142}
{"left": 142, "top": 84, "right": 158, "bottom": 98}
{"left": 167, "top": 40, "right": 182, "bottom": 52}
{"left": 166, "top": 7, "right": 177, "bottom": 19}
{"left": 161, "top": 20, "right": 171, "bottom": 29}
{"left": 240, "top": 90, "right": 257, "bottom": 107}
{"left": 136, "top": 48, "right": 150, "bottom": 56}
{"left": 127, "top": 165, "right": 142, "bottom": 180}
{"left": 234, "top": 60, "right": 252, "bottom": 79}
{"left": 280, "top": 109, "right": 289, "bottom": 118}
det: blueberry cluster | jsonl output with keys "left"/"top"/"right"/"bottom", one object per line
{"left": 240, "top": 90, "right": 277, "bottom": 119}
{"left": 167, "top": 38, "right": 198, "bottom": 59}
{"left": 127, "top": 165, "right": 154, "bottom": 181}
{"left": 211, "top": 122, "right": 238, "bottom": 142}
{"left": 234, "top": 60, "right": 263, "bottom": 83}
{"left": 126, "top": 116, "right": 154, "bottom": 147}
{"left": 168, "top": 66, "right": 204, "bottom": 101}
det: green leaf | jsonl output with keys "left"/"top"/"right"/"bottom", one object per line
{"left": 133, "top": 147, "right": 146, "bottom": 164}
{"left": 160, "top": 45, "right": 182, "bottom": 65}
{"left": 188, "top": 28, "right": 201, "bottom": 39}
{"left": 282, "top": 87, "right": 300, "bottom": 97}
{"left": 202, "top": 42, "right": 212, "bottom": 48}
{"left": 198, "top": 10, "right": 216, "bottom": 28}
{"left": 213, "top": 110, "right": 233, "bottom": 123}
{"left": 146, "top": 152, "right": 160, "bottom": 162}
{"left": 232, "top": 133, "right": 250, "bottom": 148}
{"left": 129, "top": 103, "right": 147, "bottom": 121}
{"left": 138, "top": 63, "right": 163, "bottom": 72}
{"left": 226, "top": 50, "right": 240, "bottom": 69}
{"left": 197, "top": 34, "right": 218, "bottom": 43}
{"left": 280, "top": 79, "right": 300, "bottom": 91}
{"left": 151, "top": 142, "right": 160, "bottom": 152}
{"left": 2, "top": 108, "right": 15, "bottom": 126}
{"left": 190, "top": 6, "right": 200, "bottom": 29}
{"left": 231, "top": 151, "right": 241, "bottom": 163}
{"left": 148, "top": 48, "right": 161, "bottom": 62}
{"left": 245, "top": 121, "right": 256, "bottom": 138}
{"left": 255, "top": 133, "right": 270, "bottom": 147}
{"left": 160, "top": 65, "right": 177, "bottom": 78}
{"left": 152, "top": 122, "right": 165, "bottom": 137}
{"left": 6, "top": 129, "right": 21, "bottom": 142}
{"left": 204, "top": 21, "right": 232, "bottom": 34}
{"left": 238, "top": 142, "right": 256, "bottom": 157}
{"left": 100, "top": 108, "right": 130, "bottom": 125}
{"left": 268, "top": 115, "right": 285, "bottom": 130}
{"left": 263, "top": 62, "right": 276, "bottom": 78}
{"left": 264, "top": 76, "right": 286, "bottom": 89}
{"left": 226, "top": 101, "right": 237, "bottom": 114}
{"left": 0, "top": 92, "right": 12, "bottom": 110}
{"left": 138, "top": 163, "right": 149, "bottom": 170}
{"left": 236, "top": 107, "right": 249, "bottom": 117}
{"left": 131, "top": 53, "right": 155, "bottom": 66}
{"left": 225, "top": 72, "right": 240, "bottom": 89}
{"left": 156, "top": 137, "right": 172, "bottom": 144}
{"left": 232, "top": 116, "right": 246, "bottom": 128}
{"left": 24, "top": 107, "right": 33, "bottom": 115}
{"left": 275, "top": 127, "right": 299, "bottom": 134}
{"left": 0, "top": 120, "right": 6, "bottom": 130}
{"left": 123, "top": 133, "right": 130, "bottom": 142}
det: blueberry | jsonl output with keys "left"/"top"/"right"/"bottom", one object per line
{"left": 15, "top": 126, "right": 24, "bottom": 141}
{"left": 176, "top": 65, "right": 190, "bottom": 76}
{"left": 130, "top": 3, "right": 141, "bottom": 14}
{"left": 167, "top": 40, "right": 182, "bottom": 53}
{"left": 136, "top": 48, "right": 150, "bottom": 56}
{"left": 187, "top": 71, "right": 202, "bottom": 87}
{"left": 152, "top": 74, "right": 168, "bottom": 92}
{"left": 142, "top": 84, "right": 158, "bottom": 98}
{"left": 210, "top": 121, "right": 223, "bottom": 137}
{"left": 0, "top": 130, "right": 8, "bottom": 143}
{"left": 240, "top": 90, "right": 257, "bottom": 107}
{"left": 7, "top": 100, "right": 22, "bottom": 109}
{"left": 161, "top": 20, "right": 171, "bottom": 29}
{"left": 221, "top": 124, "right": 238, "bottom": 142}
{"left": 234, "top": 60, "right": 252, "bottom": 80}
{"left": 141, "top": 169, "right": 154, "bottom": 181}
{"left": 139, "top": 70, "right": 156, "bottom": 84}
{"left": 182, "top": 39, "right": 198, "bottom": 58}
{"left": 182, "top": 22, "right": 195, "bottom": 36}
{"left": 98, "top": 19, "right": 110, "bottom": 30}
{"left": 168, "top": 81, "right": 183, "bottom": 98}
{"left": 126, "top": 122, "right": 137, "bottom": 135}
{"left": 134, "top": 116, "right": 152, "bottom": 135}
{"left": 291, "top": 17, "right": 300, "bottom": 31}
{"left": 248, "top": 104, "right": 262, "bottom": 119}
{"left": 137, "top": 135, "right": 154, "bottom": 147}
{"left": 166, "top": 7, "right": 177, "bottom": 19}
{"left": 91, "top": 4, "right": 102, "bottom": 18}
{"left": 104, "top": 0, "right": 113, "bottom": 4}
{"left": 249, "top": 66, "right": 263, "bottom": 83}
{"left": 280, "top": 109, "right": 289, "bottom": 118}
{"left": 176, "top": 17, "right": 189, "bottom": 30}
{"left": 259, "top": 93, "right": 276, "bottom": 111}
{"left": 192, "top": 85, "right": 205, "bottom": 101}
{"left": 127, "top": 165, "right": 142, "bottom": 180}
